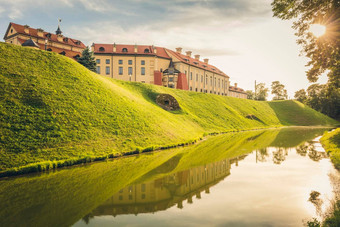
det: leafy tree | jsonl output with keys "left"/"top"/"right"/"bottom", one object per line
{"left": 255, "top": 83, "right": 269, "bottom": 101}
{"left": 271, "top": 0, "right": 339, "bottom": 86}
{"left": 246, "top": 90, "right": 255, "bottom": 100}
{"left": 77, "top": 47, "right": 97, "bottom": 72}
{"left": 294, "top": 89, "right": 307, "bottom": 103}
{"left": 271, "top": 81, "right": 288, "bottom": 100}
{"left": 272, "top": 0, "right": 339, "bottom": 119}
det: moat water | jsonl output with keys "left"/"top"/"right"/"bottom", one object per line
{"left": 0, "top": 127, "right": 338, "bottom": 227}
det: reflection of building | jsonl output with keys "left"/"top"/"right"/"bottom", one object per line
{"left": 87, "top": 157, "right": 245, "bottom": 218}
{"left": 3, "top": 22, "right": 86, "bottom": 59}
{"left": 92, "top": 43, "right": 246, "bottom": 98}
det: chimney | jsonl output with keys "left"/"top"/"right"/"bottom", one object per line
{"left": 134, "top": 44, "right": 137, "bottom": 53}
{"left": 57, "top": 34, "right": 63, "bottom": 42}
{"left": 24, "top": 25, "right": 30, "bottom": 34}
{"left": 176, "top": 47, "right": 182, "bottom": 54}
{"left": 194, "top": 54, "right": 200, "bottom": 60}
{"left": 153, "top": 45, "right": 157, "bottom": 54}
{"left": 37, "top": 28, "right": 44, "bottom": 37}
{"left": 204, "top": 58, "right": 209, "bottom": 64}
{"left": 234, "top": 83, "right": 237, "bottom": 88}
{"left": 186, "top": 51, "right": 192, "bottom": 57}
{"left": 113, "top": 43, "right": 116, "bottom": 52}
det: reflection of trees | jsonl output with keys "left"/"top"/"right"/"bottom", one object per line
{"left": 256, "top": 148, "right": 269, "bottom": 162}
{"left": 272, "top": 148, "right": 286, "bottom": 165}
{"left": 297, "top": 142, "right": 324, "bottom": 162}
{"left": 296, "top": 144, "right": 308, "bottom": 156}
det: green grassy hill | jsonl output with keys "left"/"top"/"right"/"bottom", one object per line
{"left": 0, "top": 42, "right": 337, "bottom": 174}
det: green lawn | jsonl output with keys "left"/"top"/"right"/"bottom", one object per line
{"left": 0, "top": 42, "right": 338, "bottom": 175}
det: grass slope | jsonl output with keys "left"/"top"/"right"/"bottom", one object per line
{"left": 321, "top": 128, "right": 340, "bottom": 170}
{"left": 0, "top": 42, "right": 337, "bottom": 173}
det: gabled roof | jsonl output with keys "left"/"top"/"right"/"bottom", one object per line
{"left": 4, "top": 22, "right": 86, "bottom": 49}
{"left": 165, "top": 49, "right": 229, "bottom": 78}
{"left": 229, "top": 86, "right": 247, "bottom": 94}
{"left": 17, "top": 38, "right": 81, "bottom": 59}
{"left": 93, "top": 43, "right": 171, "bottom": 59}
{"left": 21, "top": 39, "right": 39, "bottom": 48}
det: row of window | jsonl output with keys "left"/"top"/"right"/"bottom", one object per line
{"left": 188, "top": 73, "right": 226, "bottom": 88}
{"left": 98, "top": 47, "right": 151, "bottom": 53}
{"left": 96, "top": 59, "right": 145, "bottom": 65}
{"left": 189, "top": 87, "right": 225, "bottom": 95}
{"left": 96, "top": 66, "right": 146, "bottom": 75}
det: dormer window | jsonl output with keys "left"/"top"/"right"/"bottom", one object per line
{"left": 46, "top": 33, "right": 51, "bottom": 38}
{"left": 122, "top": 48, "right": 128, "bottom": 52}
{"left": 144, "top": 48, "right": 150, "bottom": 53}
{"left": 60, "top": 51, "right": 66, "bottom": 55}
{"left": 47, "top": 48, "right": 52, "bottom": 51}
{"left": 203, "top": 65, "right": 207, "bottom": 68}
{"left": 184, "top": 59, "right": 189, "bottom": 62}
{"left": 193, "top": 62, "right": 198, "bottom": 65}
{"left": 75, "top": 41, "right": 81, "bottom": 45}
{"left": 99, "top": 47, "right": 105, "bottom": 51}
{"left": 63, "top": 37, "right": 69, "bottom": 42}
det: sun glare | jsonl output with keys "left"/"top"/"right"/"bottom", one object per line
{"left": 310, "top": 24, "right": 326, "bottom": 37}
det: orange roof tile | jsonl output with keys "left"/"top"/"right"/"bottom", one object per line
{"left": 229, "top": 86, "right": 247, "bottom": 94}
{"left": 17, "top": 38, "right": 81, "bottom": 59}
{"left": 93, "top": 43, "right": 171, "bottom": 59}
{"left": 165, "top": 49, "right": 229, "bottom": 78}
{"left": 6, "top": 22, "right": 86, "bottom": 49}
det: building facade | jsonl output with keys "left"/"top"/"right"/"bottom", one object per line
{"left": 92, "top": 43, "right": 238, "bottom": 97}
{"left": 228, "top": 83, "right": 248, "bottom": 99}
{"left": 3, "top": 22, "right": 86, "bottom": 59}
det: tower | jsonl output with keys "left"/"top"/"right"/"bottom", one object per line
{"left": 56, "top": 18, "right": 62, "bottom": 35}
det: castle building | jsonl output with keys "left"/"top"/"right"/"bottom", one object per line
{"left": 92, "top": 43, "right": 235, "bottom": 96}
{"left": 3, "top": 22, "right": 86, "bottom": 59}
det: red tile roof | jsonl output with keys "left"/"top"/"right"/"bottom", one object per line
{"left": 17, "top": 38, "right": 81, "bottom": 59}
{"left": 165, "top": 49, "right": 229, "bottom": 78}
{"left": 5, "top": 22, "right": 86, "bottom": 49}
{"left": 229, "top": 86, "right": 247, "bottom": 94}
{"left": 93, "top": 43, "right": 171, "bottom": 59}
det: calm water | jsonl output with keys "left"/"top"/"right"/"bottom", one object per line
{"left": 0, "top": 127, "right": 338, "bottom": 227}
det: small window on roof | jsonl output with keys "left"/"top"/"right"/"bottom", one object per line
{"left": 47, "top": 48, "right": 52, "bottom": 51}
{"left": 63, "top": 37, "right": 69, "bottom": 42}
{"left": 144, "top": 48, "right": 150, "bottom": 53}
{"left": 99, "top": 47, "right": 105, "bottom": 51}
{"left": 46, "top": 33, "right": 51, "bottom": 38}
{"left": 122, "top": 48, "right": 128, "bottom": 52}
{"left": 193, "top": 62, "right": 198, "bottom": 65}
{"left": 75, "top": 41, "right": 81, "bottom": 45}
{"left": 60, "top": 51, "right": 66, "bottom": 55}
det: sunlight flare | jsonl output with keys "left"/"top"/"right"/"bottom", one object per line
{"left": 310, "top": 24, "right": 326, "bottom": 37}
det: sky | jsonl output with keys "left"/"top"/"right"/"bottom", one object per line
{"left": 0, "top": 0, "right": 328, "bottom": 99}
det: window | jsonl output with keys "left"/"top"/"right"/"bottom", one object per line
{"left": 119, "top": 195, "right": 123, "bottom": 200}
{"left": 96, "top": 59, "right": 100, "bottom": 64}
{"left": 129, "top": 195, "right": 132, "bottom": 200}
{"left": 10, "top": 29, "right": 13, "bottom": 33}
{"left": 99, "top": 47, "right": 105, "bottom": 51}
{"left": 96, "top": 66, "right": 100, "bottom": 74}
{"left": 128, "top": 67, "right": 133, "bottom": 75}
{"left": 119, "top": 67, "right": 123, "bottom": 75}
{"left": 141, "top": 194, "right": 146, "bottom": 199}
{"left": 206, "top": 77, "right": 208, "bottom": 84}
{"left": 169, "top": 77, "right": 174, "bottom": 82}
{"left": 201, "top": 75, "right": 203, "bottom": 82}
{"left": 185, "top": 70, "right": 187, "bottom": 75}
{"left": 119, "top": 59, "right": 123, "bottom": 64}
{"left": 47, "top": 48, "right": 52, "bottom": 51}
{"left": 141, "top": 67, "right": 145, "bottom": 75}
{"left": 190, "top": 72, "right": 192, "bottom": 80}
{"left": 190, "top": 87, "right": 192, "bottom": 91}
{"left": 106, "top": 59, "right": 110, "bottom": 64}
{"left": 128, "top": 60, "right": 132, "bottom": 65}
{"left": 141, "top": 81, "right": 145, "bottom": 83}
{"left": 122, "top": 48, "right": 128, "bottom": 52}
{"left": 106, "top": 66, "right": 110, "bottom": 75}
{"left": 196, "top": 74, "right": 198, "bottom": 81}
{"left": 141, "top": 60, "right": 145, "bottom": 65}
{"left": 144, "top": 48, "right": 150, "bottom": 53}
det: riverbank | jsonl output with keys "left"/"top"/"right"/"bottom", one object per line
{"left": 320, "top": 128, "right": 340, "bottom": 226}
{"left": 0, "top": 42, "right": 338, "bottom": 176}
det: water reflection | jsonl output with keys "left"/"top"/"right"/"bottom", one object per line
{"left": 0, "top": 127, "right": 336, "bottom": 227}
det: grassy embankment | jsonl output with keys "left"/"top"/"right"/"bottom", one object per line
{"left": 0, "top": 42, "right": 337, "bottom": 176}
{"left": 320, "top": 128, "right": 340, "bottom": 226}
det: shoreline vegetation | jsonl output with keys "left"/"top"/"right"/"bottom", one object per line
{"left": 0, "top": 42, "right": 338, "bottom": 177}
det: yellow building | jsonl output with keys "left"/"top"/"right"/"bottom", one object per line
{"left": 3, "top": 22, "right": 86, "bottom": 59}
{"left": 228, "top": 83, "right": 248, "bottom": 99}
{"left": 92, "top": 43, "right": 248, "bottom": 97}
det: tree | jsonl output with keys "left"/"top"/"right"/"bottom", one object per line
{"left": 255, "top": 83, "right": 269, "bottom": 101}
{"left": 246, "top": 90, "right": 255, "bottom": 100}
{"left": 77, "top": 47, "right": 97, "bottom": 72}
{"left": 271, "top": 81, "right": 288, "bottom": 100}
{"left": 271, "top": 0, "right": 339, "bottom": 86}
{"left": 294, "top": 89, "right": 307, "bottom": 103}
